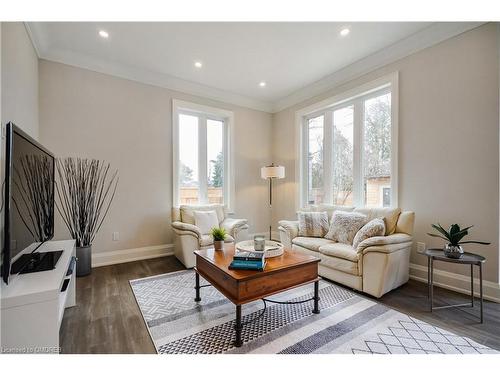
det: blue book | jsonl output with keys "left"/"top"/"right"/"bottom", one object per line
{"left": 229, "top": 260, "right": 266, "bottom": 271}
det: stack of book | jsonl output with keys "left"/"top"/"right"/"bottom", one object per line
{"left": 229, "top": 251, "right": 266, "bottom": 271}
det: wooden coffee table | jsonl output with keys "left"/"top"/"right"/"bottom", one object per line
{"left": 194, "top": 244, "right": 320, "bottom": 347}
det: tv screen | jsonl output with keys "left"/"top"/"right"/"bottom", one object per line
{"left": 2, "top": 122, "right": 55, "bottom": 284}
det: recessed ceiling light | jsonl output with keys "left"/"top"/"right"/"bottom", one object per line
{"left": 340, "top": 28, "right": 350, "bottom": 37}
{"left": 99, "top": 30, "right": 109, "bottom": 39}
{"left": 194, "top": 61, "right": 203, "bottom": 68}
{"left": 259, "top": 81, "right": 266, "bottom": 87}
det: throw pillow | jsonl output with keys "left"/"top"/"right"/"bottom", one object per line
{"left": 325, "top": 211, "right": 368, "bottom": 244}
{"left": 297, "top": 211, "right": 329, "bottom": 238}
{"left": 194, "top": 210, "right": 219, "bottom": 235}
{"left": 352, "top": 217, "right": 386, "bottom": 249}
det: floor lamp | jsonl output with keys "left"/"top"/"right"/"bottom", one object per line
{"left": 261, "top": 164, "right": 285, "bottom": 240}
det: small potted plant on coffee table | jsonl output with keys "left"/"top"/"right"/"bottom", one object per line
{"left": 210, "top": 227, "right": 227, "bottom": 251}
{"left": 427, "top": 223, "right": 490, "bottom": 259}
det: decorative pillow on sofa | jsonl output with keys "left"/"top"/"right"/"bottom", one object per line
{"left": 194, "top": 210, "right": 219, "bottom": 235}
{"left": 352, "top": 217, "right": 386, "bottom": 249}
{"left": 297, "top": 211, "right": 329, "bottom": 238}
{"left": 325, "top": 211, "right": 368, "bottom": 245}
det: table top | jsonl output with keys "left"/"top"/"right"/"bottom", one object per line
{"left": 423, "top": 248, "right": 486, "bottom": 264}
{"left": 194, "top": 244, "right": 319, "bottom": 281}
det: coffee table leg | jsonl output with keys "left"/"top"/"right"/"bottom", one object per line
{"left": 312, "top": 280, "right": 320, "bottom": 314}
{"left": 430, "top": 258, "right": 434, "bottom": 312}
{"left": 234, "top": 305, "right": 243, "bottom": 347}
{"left": 194, "top": 271, "right": 201, "bottom": 302}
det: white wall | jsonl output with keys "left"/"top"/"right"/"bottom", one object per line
{"left": 272, "top": 23, "right": 499, "bottom": 283}
{"left": 1, "top": 22, "right": 40, "bottom": 258}
{"left": 1, "top": 23, "right": 39, "bottom": 138}
{"left": 39, "top": 60, "right": 273, "bottom": 256}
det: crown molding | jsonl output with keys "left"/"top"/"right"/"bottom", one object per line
{"left": 26, "top": 22, "right": 486, "bottom": 114}
{"left": 271, "top": 22, "right": 486, "bottom": 113}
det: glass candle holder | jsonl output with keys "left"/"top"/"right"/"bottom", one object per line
{"left": 254, "top": 235, "right": 265, "bottom": 251}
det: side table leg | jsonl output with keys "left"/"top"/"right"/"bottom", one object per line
{"left": 234, "top": 305, "right": 243, "bottom": 347}
{"left": 470, "top": 264, "right": 474, "bottom": 307}
{"left": 312, "top": 280, "right": 320, "bottom": 314}
{"left": 427, "top": 257, "right": 431, "bottom": 299}
{"left": 479, "top": 263, "right": 483, "bottom": 324}
{"left": 430, "top": 258, "right": 434, "bottom": 312}
{"left": 194, "top": 271, "right": 201, "bottom": 302}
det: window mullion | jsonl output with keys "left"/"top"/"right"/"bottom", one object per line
{"left": 323, "top": 111, "right": 333, "bottom": 205}
{"left": 352, "top": 99, "right": 363, "bottom": 207}
{"left": 199, "top": 116, "right": 208, "bottom": 204}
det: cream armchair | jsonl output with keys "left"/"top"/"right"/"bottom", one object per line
{"left": 278, "top": 205, "right": 415, "bottom": 298}
{"left": 171, "top": 204, "right": 249, "bottom": 268}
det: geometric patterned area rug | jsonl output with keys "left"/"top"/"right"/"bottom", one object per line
{"left": 130, "top": 270, "right": 498, "bottom": 354}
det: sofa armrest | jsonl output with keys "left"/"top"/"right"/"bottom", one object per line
{"left": 221, "top": 218, "right": 249, "bottom": 237}
{"left": 278, "top": 220, "right": 299, "bottom": 248}
{"left": 171, "top": 221, "right": 202, "bottom": 239}
{"left": 357, "top": 233, "right": 413, "bottom": 254}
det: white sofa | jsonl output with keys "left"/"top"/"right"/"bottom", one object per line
{"left": 171, "top": 204, "right": 249, "bottom": 268}
{"left": 278, "top": 205, "right": 415, "bottom": 298}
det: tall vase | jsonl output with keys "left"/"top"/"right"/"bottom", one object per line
{"left": 76, "top": 245, "right": 92, "bottom": 276}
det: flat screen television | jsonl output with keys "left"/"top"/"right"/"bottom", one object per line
{"left": 2, "top": 122, "right": 56, "bottom": 284}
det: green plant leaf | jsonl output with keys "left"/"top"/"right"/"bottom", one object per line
{"left": 427, "top": 233, "right": 449, "bottom": 242}
{"left": 431, "top": 224, "right": 451, "bottom": 241}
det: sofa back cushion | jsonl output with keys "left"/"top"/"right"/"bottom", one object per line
{"left": 297, "top": 211, "right": 329, "bottom": 237}
{"left": 194, "top": 210, "right": 219, "bottom": 235}
{"left": 180, "top": 204, "right": 226, "bottom": 225}
{"left": 325, "top": 211, "right": 368, "bottom": 244}
{"left": 300, "top": 204, "right": 354, "bottom": 222}
{"left": 395, "top": 211, "right": 415, "bottom": 235}
{"left": 353, "top": 207, "right": 401, "bottom": 235}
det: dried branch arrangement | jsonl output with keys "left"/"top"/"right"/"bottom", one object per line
{"left": 55, "top": 158, "right": 119, "bottom": 247}
{"left": 12, "top": 154, "right": 55, "bottom": 242}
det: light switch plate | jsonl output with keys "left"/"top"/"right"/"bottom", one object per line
{"left": 112, "top": 232, "right": 119, "bottom": 241}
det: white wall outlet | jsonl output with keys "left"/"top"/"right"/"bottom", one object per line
{"left": 417, "top": 242, "right": 426, "bottom": 253}
{"left": 112, "top": 232, "right": 119, "bottom": 241}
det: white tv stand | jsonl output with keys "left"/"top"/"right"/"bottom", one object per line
{"left": 1, "top": 240, "right": 76, "bottom": 353}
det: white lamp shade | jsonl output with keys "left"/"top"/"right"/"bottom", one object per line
{"left": 261, "top": 165, "right": 285, "bottom": 179}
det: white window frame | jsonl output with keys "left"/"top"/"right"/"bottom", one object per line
{"left": 172, "top": 99, "right": 235, "bottom": 211}
{"left": 295, "top": 72, "right": 399, "bottom": 209}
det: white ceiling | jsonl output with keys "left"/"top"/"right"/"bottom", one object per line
{"left": 26, "top": 22, "right": 482, "bottom": 112}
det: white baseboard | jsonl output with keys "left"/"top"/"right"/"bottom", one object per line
{"left": 92, "top": 244, "right": 174, "bottom": 268}
{"left": 409, "top": 263, "right": 500, "bottom": 303}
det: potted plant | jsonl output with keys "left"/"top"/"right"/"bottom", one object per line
{"left": 55, "top": 158, "right": 118, "bottom": 276}
{"left": 210, "top": 227, "right": 227, "bottom": 251}
{"left": 427, "top": 223, "right": 490, "bottom": 259}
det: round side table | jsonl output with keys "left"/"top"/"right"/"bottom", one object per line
{"left": 422, "top": 249, "right": 485, "bottom": 323}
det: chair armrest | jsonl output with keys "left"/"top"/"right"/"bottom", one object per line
{"left": 357, "top": 233, "right": 413, "bottom": 254}
{"left": 278, "top": 220, "right": 299, "bottom": 248}
{"left": 171, "top": 221, "right": 201, "bottom": 238}
{"left": 220, "top": 218, "right": 249, "bottom": 237}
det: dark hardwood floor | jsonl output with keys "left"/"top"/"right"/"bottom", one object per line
{"left": 60, "top": 256, "right": 500, "bottom": 354}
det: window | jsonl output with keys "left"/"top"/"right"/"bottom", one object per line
{"left": 173, "top": 100, "right": 233, "bottom": 209}
{"left": 298, "top": 74, "right": 398, "bottom": 208}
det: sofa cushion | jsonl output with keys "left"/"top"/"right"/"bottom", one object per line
{"left": 292, "top": 237, "right": 334, "bottom": 252}
{"left": 297, "top": 211, "right": 329, "bottom": 237}
{"left": 319, "top": 243, "right": 359, "bottom": 262}
{"left": 180, "top": 204, "right": 225, "bottom": 225}
{"left": 194, "top": 210, "right": 219, "bottom": 235}
{"left": 353, "top": 207, "right": 401, "bottom": 235}
{"left": 325, "top": 211, "right": 368, "bottom": 244}
{"left": 352, "top": 217, "right": 386, "bottom": 249}
{"left": 319, "top": 253, "right": 359, "bottom": 276}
